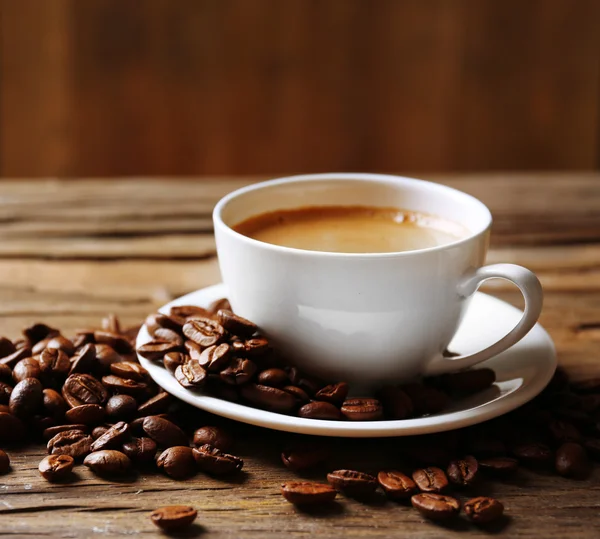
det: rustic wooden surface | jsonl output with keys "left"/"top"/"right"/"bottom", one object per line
{"left": 0, "top": 173, "right": 599, "bottom": 537}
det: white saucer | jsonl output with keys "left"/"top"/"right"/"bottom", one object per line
{"left": 136, "top": 284, "right": 556, "bottom": 438}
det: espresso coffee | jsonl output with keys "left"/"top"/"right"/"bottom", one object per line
{"left": 233, "top": 206, "right": 467, "bottom": 253}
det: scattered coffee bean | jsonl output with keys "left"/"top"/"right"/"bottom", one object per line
{"left": 39, "top": 454, "right": 74, "bottom": 481}
{"left": 512, "top": 442, "right": 553, "bottom": 467}
{"left": 137, "top": 340, "right": 181, "bottom": 362}
{"left": 65, "top": 404, "right": 105, "bottom": 426}
{"left": 44, "top": 424, "right": 88, "bottom": 440}
{"left": 341, "top": 398, "right": 383, "bottom": 421}
{"left": 69, "top": 343, "right": 96, "bottom": 375}
{"left": 91, "top": 421, "right": 130, "bottom": 452}
{"left": 377, "top": 470, "right": 418, "bottom": 499}
{"left": 220, "top": 357, "right": 257, "bottom": 385}
{"left": 327, "top": 469, "right": 378, "bottom": 496}
{"left": 101, "top": 375, "right": 148, "bottom": 398}
{"left": 281, "top": 481, "right": 337, "bottom": 505}
{"left": 549, "top": 420, "right": 582, "bottom": 444}
{"left": 281, "top": 443, "right": 329, "bottom": 471}
{"left": 240, "top": 384, "right": 297, "bottom": 413}
{"left": 175, "top": 360, "right": 207, "bottom": 389}
{"left": 281, "top": 385, "right": 310, "bottom": 406}
{"left": 142, "top": 416, "right": 188, "bottom": 447}
{"left": 12, "top": 357, "right": 41, "bottom": 382}
{"left": 0, "top": 449, "right": 9, "bottom": 474}
{"left": 109, "top": 361, "right": 148, "bottom": 382}
{"left": 150, "top": 505, "right": 197, "bottom": 532}
{"left": 192, "top": 444, "right": 243, "bottom": 475}
{"left": 199, "top": 344, "right": 232, "bottom": 372}
{"left": 411, "top": 493, "right": 461, "bottom": 520}
{"left": 106, "top": 394, "right": 138, "bottom": 421}
{"left": 47, "top": 429, "right": 93, "bottom": 460}
{"left": 183, "top": 318, "right": 226, "bottom": 348}
{"left": 62, "top": 374, "right": 108, "bottom": 407}
{"left": 193, "top": 426, "right": 233, "bottom": 452}
{"left": 9, "top": 378, "right": 43, "bottom": 418}
{"left": 92, "top": 426, "right": 109, "bottom": 440}
{"left": 0, "top": 347, "right": 31, "bottom": 369}
{"left": 84, "top": 450, "right": 131, "bottom": 475}
{"left": 122, "top": 437, "right": 157, "bottom": 463}
{"left": 163, "top": 352, "right": 187, "bottom": 374}
{"left": 447, "top": 455, "right": 479, "bottom": 487}
{"left": 42, "top": 388, "right": 68, "bottom": 418}
{"left": 478, "top": 457, "right": 519, "bottom": 476}
{"left": 315, "top": 382, "right": 349, "bottom": 406}
{"left": 146, "top": 313, "right": 185, "bottom": 335}
{"left": 157, "top": 446, "right": 197, "bottom": 479}
{"left": 378, "top": 386, "right": 414, "bottom": 419}
{"left": 234, "top": 337, "right": 269, "bottom": 357}
{"left": 137, "top": 392, "right": 172, "bottom": 416}
{"left": 412, "top": 467, "right": 449, "bottom": 493}
{"left": 257, "top": 368, "right": 289, "bottom": 388}
{"left": 217, "top": 310, "right": 257, "bottom": 338}
{"left": 555, "top": 442, "right": 591, "bottom": 479}
{"left": 298, "top": 401, "right": 343, "bottom": 420}
{"left": 464, "top": 496, "right": 504, "bottom": 524}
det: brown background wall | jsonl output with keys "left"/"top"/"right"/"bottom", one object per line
{"left": 1, "top": 0, "right": 599, "bottom": 177}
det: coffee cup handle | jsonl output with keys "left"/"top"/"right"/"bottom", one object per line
{"left": 424, "top": 263, "right": 543, "bottom": 375}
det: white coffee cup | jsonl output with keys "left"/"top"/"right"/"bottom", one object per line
{"left": 213, "top": 173, "right": 543, "bottom": 385}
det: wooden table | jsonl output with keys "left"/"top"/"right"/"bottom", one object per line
{"left": 0, "top": 173, "right": 599, "bottom": 538}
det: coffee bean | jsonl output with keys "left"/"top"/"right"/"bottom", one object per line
{"left": 163, "top": 352, "right": 187, "bottom": 374}
{"left": 281, "top": 443, "right": 329, "bottom": 471}
{"left": 150, "top": 505, "right": 197, "bottom": 532}
{"left": 436, "top": 368, "right": 496, "bottom": 394}
{"left": 106, "top": 394, "right": 138, "bottom": 421}
{"left": 84, "top": 450, "right": 131, "bottom": 475}
{"left": 0, "top": 449, "right": 10, "bottom": 474}
{"left": 327, "top": 470, "right": 377, "bottom": 496}
{"left": 38, "top": 454, "right": 74, "bottom": 481}
{"left": 153, "top": 328, "right": 184, "bottom": 346}
{"left": 257, "top": 368, "right": 289, "bottom": 388}
{"left": 555, "top": 442, "right": 591, "bottom": 479}
{"left": 315, "top": 382, "right": 349, "bottom": 406}
{"left": 91, "top": 421, "right": 131, "bottom": 452}
{"left": 101, "top": 375, "right": 148, "bottom": 397}
{"left": 0, "top": 347, "right": 31, "bottom": 368}
{"left": 193, "top": 426, "right": 233, "bottom": 452}
{"left": 281, "top": 385, "right": 310, "bottom": 406}
{"left": 65, "top": 404, "right": 105, "bottom": 426}
{"left": 94, "top": 331, "right": 132, "bottom": 355}
{"left": 146, "top": 313, "right": 185, "bottom": 335}
{"left": 122, "top": 437, "right": 157, "bottom": 463}
{"left": 240, "top": 384, "right": 297, "bottom": 413}
{"left": 138, "top": 392, "right": 172, "bottom": 416}
{"left": 233, "top": 337, "right": 270, "bottom": 358}
{"left": 101, "top": 313, "right": 122, "bottom": 334}
{"left": 447, "top": 456, "right": 479, "bottom": 486}
{"left": 69, "top": 344, "right": 96, "bottom": 375}
{"left": 23, "top": 323, "right": 58, "bottom": 345}
{"left": 92, "top": 426, "right": 109, "bottom": 440}
{"left": 137, "top": 340, "right": 181, "bottom": 362}
{"left": 512, "top": 442, "right": 553, "bottom": 467}
{"left": 412, "top": 467, "right": 449, "bottom": 493}
{"left": 215, "top": 310, "right": 256, "bottom": 339}
{"left": 571, "top": 378, "right": 600, "bottom": 394}
{"left": 287, "top": 368, "right": 324, "bottom": 396}
{"left": 41, "top": 389, "right": 67, "bottom": 420}
{"left": 157, "top": 446, "right": 197, "bottom": 479}
{"left": 142, "top": 416, "right": 188, "bottom": 447}
{"left": 464, "top": 496, "right": 504, "bottom": 524}
{"left": 199, "top": 344, "right": 232, "bottom": 372}
{"left": 0, "top": 338, "right": 16, "bottom": 360}
{"left": 12, "top": 357, "right": 41, "bottom": 382}
{"left": 0, "top": 412, "right": 25, "bottom": 442}
{"left": 0, "top": 363, "right": 12, "bottom": 382}
{"left": 341, "top": 398, "right": 383, "bottom": 421}
{"left": 298, "top": 401, "right": 343, "bottom": 420}
{"left": 94, "top": 344, "right": 123, "bottom": 373}
{"left": 10, "top": 378, "right": 43, "bottom": 418}
{"left": 43, "top": 424, "right": 88, "bottom": 440}
{"left": 172, "top": 304, "right": 214, "bottom": 319}
{"left": 377, "top": 470, "right": 418, "bottom": 499}
{"left": 183, "top": 318, "right": 226, "bottom": 348}
{"left": 281, "top": 481, "right": 337, "bottom": 505}
{"left": 192, "top": 444, "right": 243, "bottom": 475}
{"left": 220, "top": 357, "right": 257, "bottom": 385}
{"left": 0, "top": 381, "right": 12, "bottom": 404}
{"left": 47, "top": 429, "right": 93, "bottom": 460}
{"left": 109, "top": 361, "right": 148, "bottom": 382}
{"left": 45, "top": 336, "right": 75, "bottom": 356}
{"left": 478, "top": 457, "right": 519, "bottom": 476}
{"left": 174, "top": 360, "right": 207, "bottom": 389}
{"left": 62, "top": 374, "right": 108, "bottom": 407}
{"left": 549, "top": 420, "right": 582, "bottom": 444}
{"left": 400, "top": 383, "right": 449, "bottom": 416}
{"left": 412, "top": 493, "right": 461, "bottom": 520}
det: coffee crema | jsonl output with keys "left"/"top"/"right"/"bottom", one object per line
{"left": 232, "top": 205, "right": 468, "bottom": 253}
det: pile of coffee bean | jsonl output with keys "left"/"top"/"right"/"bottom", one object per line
{"left": 138, "top": 299, "right": 497, "bottom": 421}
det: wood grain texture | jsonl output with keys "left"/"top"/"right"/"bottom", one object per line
{"left": 1, "top": 0, "right": 600, "bottom": 176}
{"left": 0, "top": 173, "right": 599, "bottom": 537}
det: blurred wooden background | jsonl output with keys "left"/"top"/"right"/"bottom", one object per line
{"left": 1, "top": 0, "right": 599, "bottom": 177}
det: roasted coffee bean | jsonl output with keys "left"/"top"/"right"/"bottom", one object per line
{"left": 571, "top": 378, "right": 600, "bottom": 394}
{"left": 33, "top": 415, "right": 56, "bottom": 433}
{"left": 91, "top": 421, "right": 131, "bottom": 452}
{"left": 464, "top": 497, "right": 504, "bottom": 524}
{"left": 12, "top": 357, "right": 41, "bottom": 382}
{"left": 163, "top": 352, "right": 188, "bottom": 374}
{"left": 101, "top": 375, "right": 148, "bottom": 397}
{"left": 412, "top": 467, "right": 449, "bottom": 493}
{"left": 94, "top": 344, "right": 123, "bottom": 372}
{"left": 377, "top": 470, "right": 418, "bottom": 499}
{"left": 555, "top": 442, "right": 591, "bottom": 478}
{"left": 62, "top": 374, "right": 108, "bottom": 407}
{"left": 175, "top": 360, "right": 207, "bottom": 389}
{"left": 257, "top": 368, "right": 289, "bottom": 388}
{"left": 327, "top": 470, "right": 378, "bottom": 496}
{"left": 478, "top": 457, "right": 519, "bottom": 476}
{"left": 512, "top": 442, "right": 553, "bottom": 467}
{"left": 122, "top": 437, "right": 157, "bottom": 463}
{"left": 193, "top": 426, "right": 233, "bottom": 452}
{"left": 0, "top": 381, "right": 12, "bottom": 404}
{"left": 315, "top": 382, "right": 349, "bottom": 405}
{"left": 69, "top": 343, "right": 96, "bottom": 375}
{"left": 152, "top": 327, "right": 183, "bottom": 346}
{"left": 217, "top": 310, "right": 257, "bottom": 338}
{"left": 150, "top": 505, "right": 197, "bottom": 532}
{"left": 106, "top": 394, "right": 138, "bottom": 421}
{"left": 23, "top": 323, "right": 59, "bottom": 345}
{"left": 298, "top": 401, "right": 343, "bottom": 420}
{"left": 110, "top": 361, "right": 148, "bottom": 382}
{"left": 10, "top": 377, "right": 43, "bottom": 417}
{"left": 43, "top": 424, "right": 88, "bottom": 440}
{"left": 0, "top": 411, "right": 26, "bottom": 442}
{"left": 0, "top": 346, "right": 31, "bottom": 368}
{"left": 0, "top": 449, "right": 10, "bottom": 474}
{"left": 199, "top": 344, "right": 232, "bottom": 372}
{"left": 183, "top": 318, "right": 226, "bottom": 348}
{"left": 94, "top": 331, "right": 132, "bottom": 355}
{"left": 412, "top": 493, "right": 461, "bottom": 520}
{"left": 138, "top": 392, "right": 172, "bottom": 416}
{"left": 282, "top": 385, "right": 310, "bottom": 406}
{"left": 208, "top": 298, "right": 232, "bottom": 314}
{"left": 72, "top": 330, "right": 94, "bottom": 349}
{"left": 447, "top": 456, "right": 479, "bottom": 486}
{"left": 47, "top": 429, "right": 93, "bottom": 460}
{"left": 146, "top": 313, "right": 185, "bottom": 335}
{"left": 287, "top": 368, "right": 324, "bottom": 396}
{"left": 92, "top": 426, "right": 109, "bottom": 440}
{"left": 137, "top": 340, "right": 181, "bottom": 362}
{"left": 184, "top": 340, "right": 203, "bottom": 360}
{"left": 142, "top": 416, "right": 188, "bottom": 447}
{"left": 192, "top": 444, "right": 243, "bottom": 475}
{"left": 39, "top": 348, "right": 71, "bottom": 381}
{"left": 45, "top": 336, "right": 75, "bottom": 356}
{"left": 65, "top": 404, "right": 105, "bottom": 426}
{"left": 172, "top": 304, "right": 214, "bottom": 319}
{"left": 101, "top": 314, "right": 122, "bottom": 335}
{"left": 220, "top": 357, "right": 256, "bottom": 385}
{"left": 0, "top": 338, "right": 16, "bottom": 360}
{"left": 341, "top": 398, "right": 383, "bottom": 421}
{"left": 157, "top": 446, "right": 197, "bottom": 479}
{"left": 435, "top": 368, "right": 496, "bottom": 394}
{"left": 548, "top": 420, "right": 582, "bottom": 444}
{"left": 233, "top": 337, "right": 270, "bottom": 358}
{"left": 240, "top": 384, "right": 297, "bottom": 413}
{"left": 400, "top": 383, "right": 449, "bottom": 416}
{"left": 38, "top": 454, "right": 74, "bottom": 481}
{"left": 84, "top": 450, "right": 131, "bottom": 475}
{"left": 281, "top": 443, "right": 329, "bottom": 471}
{"left": 281, "top": 481, "right": 337, "bottom": 505}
